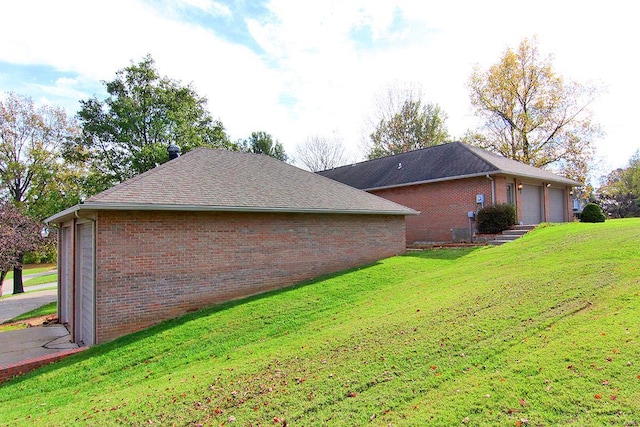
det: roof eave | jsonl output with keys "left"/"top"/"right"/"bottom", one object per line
{"left": 363, "top": 172, "right": 497, "bottom": 191}
{"left": 362, "top": 170, "right": 581, "bottom": 192}
{"left": 45, "top": 202, "right": 418, "bottom": 223}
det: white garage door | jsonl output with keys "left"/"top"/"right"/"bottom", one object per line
{"left": 521, "top": 185, "right": 543, "bottom": 224}
{"left": 549, "top": 188, "right": 567, "bottom": 223}
{"left": 75, "top": 222, "right": 95, "bottom": 346}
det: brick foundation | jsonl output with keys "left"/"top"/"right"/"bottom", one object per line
{"left": 0, "top": 347, "right": 86, "bottom": 383}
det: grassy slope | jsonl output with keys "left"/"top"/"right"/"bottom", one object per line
{"left": 0, "top": 220, "right": 638, "bottom": 426}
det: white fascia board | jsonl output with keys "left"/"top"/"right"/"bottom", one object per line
{"left": 46, "top": 202, "right": 418, "bottom": 223}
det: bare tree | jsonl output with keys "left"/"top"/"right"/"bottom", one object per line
{"left": 295, "top": 134, "right": 351, "bottom": 172}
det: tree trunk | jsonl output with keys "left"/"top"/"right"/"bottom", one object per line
{"left": 0, "top": 270, "right": 6, "bottom": 297}
{"left": 12, "top": 255, "right": 25, "bottom": 294}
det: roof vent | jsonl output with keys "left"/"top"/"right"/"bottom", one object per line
{"left": 168, "top": 143, "right": 181, "bottom": 160}
{"left": 398, "top": 162, "right": 402, "bottom": 169}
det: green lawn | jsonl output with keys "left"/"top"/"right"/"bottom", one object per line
{"left": 3, "top": 264, "right": 56, "bottom": 281}
{"left": 22, "top": 272, "right": 57, "bottom": 287}
{"left": 0, "top": 219, "right": 639, "bottom": 426}
{"left": 1, "top": 301, "right": 57, "bottom": 325}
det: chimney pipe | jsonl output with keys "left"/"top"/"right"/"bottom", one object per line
{"left": 168, "top": 143, "right": 181, "bottom": 160}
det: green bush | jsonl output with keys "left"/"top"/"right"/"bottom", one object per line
{"left": 477, "top": 203, "right": 516, "bottom": 234}
{"left": 24, "top": 242, "right": 57, "bottom": 265}
{"left": 580, "top": 203, "right": 606, "bottom": 223}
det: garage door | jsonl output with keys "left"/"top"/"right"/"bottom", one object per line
{"left": 59, "top": 226, "right": 73, "bottom": 325}
{"left": 549, "top": 188, "right": 567, "bottom": 223}
{"left": 521, "top": 185, "right": 543, "bottom": 224}
{"left": 75, "top": 222, "right": 95, "bottom": 346}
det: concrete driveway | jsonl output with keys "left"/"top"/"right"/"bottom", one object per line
{"left": 1, "top": 278, "right": 82, "bottom": 380}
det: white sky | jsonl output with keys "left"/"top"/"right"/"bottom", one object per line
{"left": 1, "top": 0, "right": 638, "bottom": 179}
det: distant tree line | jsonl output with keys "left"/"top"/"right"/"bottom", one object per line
{"left": 596, "top": 151, "right": 640, "bottom": 218}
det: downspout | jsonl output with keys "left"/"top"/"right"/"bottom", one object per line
{"left": 485, "top": 175, "right": 495, "bottom": 204}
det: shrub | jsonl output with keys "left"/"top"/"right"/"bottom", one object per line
{"left": 580, "top": 203, "right": 606, "bottom": 223}
{"left": 24, "top": 242, "right": 57, "bottom": 264}
{"left": 477, "top": 203, "right": 516, "bottom": 234}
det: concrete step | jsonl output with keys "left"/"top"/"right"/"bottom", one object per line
{"left": 488, "top": 225, "right": 536, "bottom": 245}
{"left": 511, "top": 225, "right": 536, "bottom": 231}
{"left": 502, "top": 229, "right": 529, "bottom": 236}
{"left": 496, "top": 234, "right": 521, "bottom": 240}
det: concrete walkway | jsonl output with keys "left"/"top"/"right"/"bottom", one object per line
{"left": 1, "top": 269, "right": 57, "bottom": 296}
{"left": 0, "top": 271, "right": 82, "bottom": 382}
{"left": 0, "top": 288, "right": 58, "bottom": 323}
{"left": 0, "top": 324, "right": 78, "bottom": 366}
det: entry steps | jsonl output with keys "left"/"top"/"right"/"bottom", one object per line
{"left": 488, "top": 225, "right": 536, "bottom": 245}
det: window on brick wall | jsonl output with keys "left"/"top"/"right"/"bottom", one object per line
{"left": 506, "top": 183, "right": 515, "bottom": 206}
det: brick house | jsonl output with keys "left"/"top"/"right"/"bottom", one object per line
{"left": 318, "top": 141, "right": 581, "bottom": 244}
{"left": 46, "top": 148, "right": 416, "bottom": 346}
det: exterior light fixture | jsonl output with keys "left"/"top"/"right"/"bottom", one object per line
{"left": 40, "top": 226, "right": 50, "bottom": 238}
{"left": 517, "top": 183, "right": 523, "bottom": 192}
{"left": 546, "top": 183, "right": 552, "bottom": 188}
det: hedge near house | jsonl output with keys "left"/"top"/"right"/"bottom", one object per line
{"left": 477, "top": 203, "right": 516, "bottom": 234}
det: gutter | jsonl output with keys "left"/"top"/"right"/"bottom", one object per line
{"left": 46, "top": 202, "right": 419, "bottom": 224}
{"left": 361, "top": 170, "right": 581, "bottom": 192}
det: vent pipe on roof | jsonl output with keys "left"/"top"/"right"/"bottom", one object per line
{"left": 168, "top": 143, "right": 181, "bottom": 160}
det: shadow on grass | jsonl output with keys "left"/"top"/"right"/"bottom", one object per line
{"left": 403, "top": 246, "right": 483, "bottom": 261}
{"left": 3, "top": 260, "right": 385, "bottom": 386}
{"left": 4, "top": 246, "right": 492, "bottom": 386}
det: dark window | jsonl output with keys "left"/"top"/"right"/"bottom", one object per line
{"left": 506, "top": 183, "right": 514, "bottom": 206}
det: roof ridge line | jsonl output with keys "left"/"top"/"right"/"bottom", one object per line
{"left": 319, "top": 141, "right": 461, "bottom": 172}
{"left": 457, "top": 142, "right": 502, "bottom": 171}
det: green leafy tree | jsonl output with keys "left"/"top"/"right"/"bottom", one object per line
{"left": 367, "top": 84, "right": 448, "bottom": 159}
{"left": 1, "top": 92, "right": 78, "bottom": 207}
{"left": 71, "top": 55, "right": 232, "bottom": 195}
{"left": 597, "top": 150, "right": 640, "bottom": 218}
{"left": 241, "top": 131, "right": 288, "bottom": 162}
{"left": 467, "top": 36, "right": 601, "bottom": 182}
{"left": 1, "top": 92, "right": 78, "bottom": 292}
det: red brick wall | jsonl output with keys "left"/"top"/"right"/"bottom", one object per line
{"left": 94, "top": 211, "right": 406, "bottom": 343}
{"left": 371, "top": 177, "right": 494, "bottom": 243}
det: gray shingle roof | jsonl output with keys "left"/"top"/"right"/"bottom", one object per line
{"left": 47, "top": 148, "right": 416, "bottom": 223}
{"left": 318, "top": 141, "right": 581, "bottom": 190}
